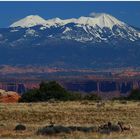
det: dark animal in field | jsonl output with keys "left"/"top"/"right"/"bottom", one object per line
{"left": 107, "top": 122, "right": 122, "bottom": 132}
{"left": 37, "top": 126, "right": 55, "bottom": 135}
{"left": 98, "top": 121, "right": 132, "bottom": 134}
{"left": 37, "top": 121, "right": 132, "bottom": 136}
{"left": 53, "top": 125, "right": 71, "bottom": 133}
{"left": 37, "top": 125, "right": 71, "bottom": 135}
{"left": 98, "top": 122, "right": 122, "bottom": 134}
{"left": 49, "top": 121, "right": 55, "bottom": 127}
{"left": 76, "top": 126, "right": 97, "bottom": 132}
{"left": 98, "top": 123, "right": 111, "bottom": 134}
{"left": 68, "top": 126, "right": 77, "bottom": 131}
{"left": 37, "top": 124, "right": 98, "bottom": 135}
{"left": 14, "top": 124, "right": 26, "bottom": 131}
{"left": 118, "top": 121, "right": 132, "bottom": 131}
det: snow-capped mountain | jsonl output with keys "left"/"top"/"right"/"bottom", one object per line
{"left": 0, "top": 13, "right": 140, "bottom": 69}
{"left": 10, "top": 15, "right": 46, "bottom": 28}
{"left": 9, "top": 13, "right": 140, "bottom": 43}
{"left": 10, "top": 13, "right": 125, "bottom": 28}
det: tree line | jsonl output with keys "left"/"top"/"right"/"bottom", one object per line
{"left": 19, "top": 81, "right": 101, "bottom": 102}
{"left": 19, "top": 81, "right": 140, "bottom": 102}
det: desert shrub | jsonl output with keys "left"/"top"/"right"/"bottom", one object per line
{"left": 19, "top": 89, "right": 41, "bottom": 102}
{"left": 127, "top": 89, "right": 140, "bottom": 100}
{"left": 14, "top": 124, "right": 26, "bottom": 131}
{"left": 76, "top": 126, "right": 97, "bottom": 132}
{"left": 37, "top": 125, "right": 97, "bottom": 135}
{"left": 112, "top": 89, "right": 140, "bottom": 101}
{"left": 19, "top": 81, "right": 82, "bottom": 102}
{"left": 39, "top": 81, "right": 69, "bottom": 100}
{"left": 19, "top": 81, "right": 104, "bottom": 102}
{"left": 37, "top": 125, "right": 71, "bottom": 135}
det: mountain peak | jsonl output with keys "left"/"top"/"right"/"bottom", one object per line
{"left": 75, "top": 13, "right": 125, "bottom": 28}
{"left": 94, "top": 13, "right": 125, "bottom": 27}
{"left": 10, "top": 13, "right": 125, "bottom": 29}
{"left": 46, "top": 17, "right": 63, "bottom": 25}
{"left": 10, "top": 15, "right": 46, "bottom": 28}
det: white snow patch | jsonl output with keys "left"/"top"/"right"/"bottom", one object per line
{"left": 40, "top": 26, "right": 47, "bottom": 30}
{"left": 129, "top": 38, "right": 135, "bottom": 41}
{"left": 9, "top": 13, "right": 140, "bottom": 43}
{"left": 48, "top": 35, "right": 53, "bottom": 37}
{"left": 10, "top": 13, "right": 125, "bottom": 29}
{"left": 10, "top": 29, "right": 19, "bottom": 32}
{"left": 10, "top": 15, "right": 46, "bottom": 28}
{"left": 24, "top": 29, "right": 39, "bottom": 37}
{"left": 63, "top": 27, "right": 71, "bottom": 33}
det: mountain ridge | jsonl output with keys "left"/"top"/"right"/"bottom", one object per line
{"left": 8, "top": 13, "right": 140, "bottom": 43}
{"left": 0, "top": 13, "right": 140, "bottom": 69}
{"left": 10, "top": 13, "right": 126, "bottom": 29}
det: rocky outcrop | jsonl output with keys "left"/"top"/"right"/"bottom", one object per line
{"left": 0, "top": 89, "right": 20, "bottom": 103}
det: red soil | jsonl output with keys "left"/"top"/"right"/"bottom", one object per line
{"left": 0, "top": 92, "right": 20, "bottom": 103}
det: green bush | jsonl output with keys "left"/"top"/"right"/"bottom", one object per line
{"left": 19, "top": 89, "right": 41, "bottom": 102}
{"left": 127, "top": 89, "right": 140, "bottom": 100}
{"left": 19, "top": 81, "right": 103, "bottom": 102}
{"left": 19, "top": 81, "right": 82, "bottom": 102}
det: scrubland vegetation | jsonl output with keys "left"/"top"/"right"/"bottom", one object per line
{"left": 0, "top": 100, "right": 140, "bottom": 138}
{"left": 19, "top": 81, "right": 101, "bottom": 102}
{"left": 19, "top": 81, "right": 140, "bottom": 103}
{"left": 0, "top": 81, "right": 140, "bottom": 138}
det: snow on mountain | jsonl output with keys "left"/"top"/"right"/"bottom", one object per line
{"left": 9, "top": 13, "right": 140, "bottom": 43}
{"left": 24, "top": 29, "right": 39, "bottom": 37}
{"left": 74, "top": 14, "right": 125, "bottom": 29}
{"left": 1, "top": 13, "right": 140, "bottom": 69}
{"left": 10, "top": 15, "right": 46, "bottom": 28}
{"left": 10, "top": 13, "right": 125, "bottom": 29}
{"left": 63, "top": 27, "right": 72, "bottom": 33}
{"left": 45, "top": 17, "right": 65, "bottom": 26}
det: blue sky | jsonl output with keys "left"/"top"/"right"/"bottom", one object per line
{"left": 0, "top": 1, "right": 140, "bottom": 28}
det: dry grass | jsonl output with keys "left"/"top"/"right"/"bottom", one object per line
{"left": 0, "top": 101, "right": 140, "bottom": 138}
